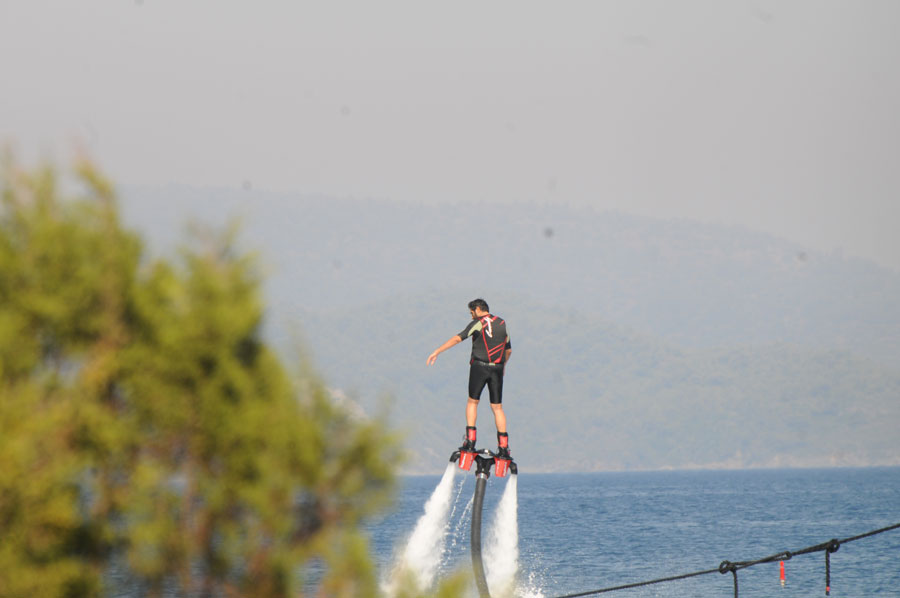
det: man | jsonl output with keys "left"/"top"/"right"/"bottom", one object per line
{"left": 426, "top": 298, "right": 512, "bottom": 458}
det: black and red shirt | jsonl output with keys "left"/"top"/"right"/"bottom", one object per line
{"left": 458, "top": 314, "right": 511, "bottom": 364}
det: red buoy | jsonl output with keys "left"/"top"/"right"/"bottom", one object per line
{"left": 779, "top": 560, "right": 785, "bottom": 587}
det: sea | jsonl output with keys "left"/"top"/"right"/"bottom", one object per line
{"left": 369, "top": 467, "right": 900, "bottom": 598}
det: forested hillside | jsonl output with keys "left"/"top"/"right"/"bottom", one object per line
{"left": 294, "top": 294, "right": 900, "bottom": 472}
{"left": 120, "top": 186, "right": 900, "bottom": 472}
{"left": 123, "top": 186, "right": 900, "bottom": 365}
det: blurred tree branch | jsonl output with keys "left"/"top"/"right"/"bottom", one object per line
{"left": 0, "top": 156, "right": 453, "bottom": 597}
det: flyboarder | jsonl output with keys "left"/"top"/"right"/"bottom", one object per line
{"left": 427, "top": 298, "right": 512, "bottom": 459}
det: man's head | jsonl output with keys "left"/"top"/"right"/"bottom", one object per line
{"left": 468, "top": 298, "right": 490, "bottom": 318}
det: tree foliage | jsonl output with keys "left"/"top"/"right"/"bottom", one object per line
{"left": 0, "top": 157, "right": 412, "bottom": 597}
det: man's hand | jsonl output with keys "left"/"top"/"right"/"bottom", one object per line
{"left": 427, "top": 335, "right": 462, "bottom": 365}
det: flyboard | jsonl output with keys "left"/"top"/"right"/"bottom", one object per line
{"left": 449, "top": 446, "right": 517, "bottom": 598}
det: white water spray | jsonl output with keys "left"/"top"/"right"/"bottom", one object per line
{"left": 445, "top": 492, "right": 474, "bottom": 566}
{"left": 484, "top": 474, "right": 519, "bottom": 598}
{"left": 384, "top": 463, "right": 459, "bottom": 595}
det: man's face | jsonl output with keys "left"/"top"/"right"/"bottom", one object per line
{"left": 470, "top": 309, "right": 476, "bottom": 320}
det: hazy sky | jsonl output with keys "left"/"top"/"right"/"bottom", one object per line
{"left": 2, "top": 1, "right": 899, "bottom": 270}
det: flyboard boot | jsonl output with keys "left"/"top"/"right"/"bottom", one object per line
{"left": 452, "top": 426, "right": 478, "bottom": 471}
{"left": 493, "top": 431, "right": 512, "bottom": 477}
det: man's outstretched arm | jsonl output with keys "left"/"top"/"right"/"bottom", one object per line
{"left": 427, "top": 335, "right": 462, "bottom": 365}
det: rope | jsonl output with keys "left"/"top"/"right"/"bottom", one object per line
{"left": 547, "top": 521, "right": 900, "bottom": 598}
{"left": 549, "top": 567, "right": 719, "bottom": 598}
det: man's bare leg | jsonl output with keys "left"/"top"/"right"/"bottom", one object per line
{"left": 490, "top": 403, "right": 506, "bottom": 434}
{"left": 461, "top": 398, "right": 480, "bottom": 450}
{"left": 466, "top": 398, "right": 479, "bottom": 427}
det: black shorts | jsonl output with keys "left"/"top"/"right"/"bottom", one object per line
{"left": 468, "top": 361, "right": 504, "bottom": 404}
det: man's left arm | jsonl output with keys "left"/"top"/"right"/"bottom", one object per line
{"left": 427, "top": 335, "right": 462, "bottom": 365}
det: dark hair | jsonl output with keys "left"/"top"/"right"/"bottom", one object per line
{"left": 468, "top": 298, "right": 490, "bottom": 313}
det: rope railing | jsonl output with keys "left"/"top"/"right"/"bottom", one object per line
{"left": 549, "top": 521, "right": 900, "bottom": 598}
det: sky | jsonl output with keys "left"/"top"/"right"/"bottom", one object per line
{"left": 2, "top": 1, "right": 899, "bottom": 271}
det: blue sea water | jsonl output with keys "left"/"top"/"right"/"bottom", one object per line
{"left": 370, "top": 467, "right": 900, "bottom": 598}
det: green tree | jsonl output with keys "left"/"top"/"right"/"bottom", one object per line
{"left": 0, "top": 157, "right": 443, "bottom": 597}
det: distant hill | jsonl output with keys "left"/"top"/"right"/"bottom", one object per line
{"left": 119, "top": 186, "right": 900, "bottom": 472}
{"left": 121, "top": 185, "right": 900, "bottom": 365}
{"left": 292, "top": 293, "right": 900, "bottom": 473}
